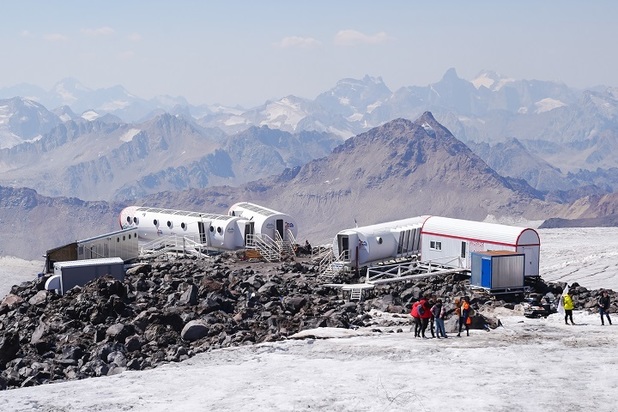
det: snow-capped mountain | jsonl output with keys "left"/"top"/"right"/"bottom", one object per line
{"left": 0, "top": 97, "right": 61, "bottom": 149}
{"left": 0, "top": 78, "right": 193, "bottom": 124}
{"left": 0, "top": 111, "right": 341, "bottom": 202}
{"left": 2, "top": 69, "right": 618, "bottom": 197}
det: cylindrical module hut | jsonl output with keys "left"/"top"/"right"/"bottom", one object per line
{"left": 228, "top": 202, "right": 298, "bottom": 241}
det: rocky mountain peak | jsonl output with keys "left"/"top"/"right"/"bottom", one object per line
{"left": 0, "top": 97, "right": 61, "bottom": 147}
{"left": 441, "top": 67, "right": 460, "bottom": 82}
{"left": 225, "top": 112, "right": 552, "bottom": 241}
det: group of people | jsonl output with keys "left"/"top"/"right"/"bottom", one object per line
{"left": 409, "top": 285, "right": 612, "bottom": 338}
{"left": 293, "top": 240, "right": 312, "bottom": 256}
{"left": 561, "top": 286, "right": 612, "bottom": 326}
{"left": 410, "top": 295, "right": 472, "bottom": 339}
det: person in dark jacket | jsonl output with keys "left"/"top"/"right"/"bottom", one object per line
{"left": 431, "top": 299, "right": 447, "bottom": 338}
{"left": 598, "top": 290, "right": 612, "bottom": 326}
{"left": 427, "top": 297, "right": 436, "bottom": 338}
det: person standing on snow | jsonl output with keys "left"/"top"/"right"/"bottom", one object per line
{"left": 410, "top": 301, "right": 422, "bottom": 338}
{"left": 428, "top": 296, "right": 436, "bottom": 338}
{"left": 418, "top": 296, "right": 433, "bottom": 338}
{"left": 457, "top": 296, "right": 471, "bottom": 337}
{"left": 431, "top": 299, "right": 447, "bottom": 338}
{"left": 598, "top": 290, "right": 612, "bottom": 326}
{"left": 563, "top": 289, "right": 575, "bottom": 325}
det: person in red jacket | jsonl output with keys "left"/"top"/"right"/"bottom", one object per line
{"left": 410, "top": 301, "right": 422, "bottom": 338}
{"left": 418, "top": 296, "right": 433, "bottom": 338}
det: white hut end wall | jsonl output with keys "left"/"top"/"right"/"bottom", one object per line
{"left": 228, "top": 202, "right": 298, "bottom": 243}
{"left": 420, "top": 216, "right": 540, "bottom": 277}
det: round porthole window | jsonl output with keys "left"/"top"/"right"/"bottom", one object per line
{"left": 133, "top": 217, "right": 139, "bottom": 225}
{"left": 126, "top": 216, "right": 131, "bottom": 223}
{"left": 181, "top": 222, "right": 186, "bottom": 230}
{"left": 209, "top": 226, "right": 214, "bottom": 232}
{"left": 376, "top": 237, "right": 383, "bottom": 244}
{"left": 153, "top": 219, "right": 158, "bottom": 227}
{"left": 167, "top": 221, "right": 173, "bottom": 228}
{"left": 217, "top": 227, "right": 222, "bottom": 234}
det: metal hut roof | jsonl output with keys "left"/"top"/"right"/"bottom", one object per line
{"left": 338, "top": 215, "right": 431, "bottom": 236}
{"left": 421, "top": 216, "right": 540, "bottom": 247}
{"left": 229, "top": 202, "right": 282, "bottom": 217}
{"left": 134, "top": 206, "right": 235, "bottom": 221}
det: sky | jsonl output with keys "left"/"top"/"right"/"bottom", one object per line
{"left": 1, "top": 1, "right": 616, "bottom": 108}
{"left": 1, "top": 227, "right": 618, "bottom": 411}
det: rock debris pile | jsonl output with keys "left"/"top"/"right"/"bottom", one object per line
{"left": 0, "top": 253, "right": 614, "bottom": 390}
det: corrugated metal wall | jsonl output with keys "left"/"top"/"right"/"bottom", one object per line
{"left": 491, "top": 254, "right": 525, "bottom": 288}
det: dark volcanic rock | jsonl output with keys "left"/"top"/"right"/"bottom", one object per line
{"left": 181, "top": 320, "right": 209, "bottom": 342}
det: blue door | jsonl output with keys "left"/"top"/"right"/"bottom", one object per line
{"left": 481, "top": 258, "right": 492, "bottom": 288}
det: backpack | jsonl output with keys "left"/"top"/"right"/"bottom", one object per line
{"left": 417, "top": 304, "right": 425, "bottom": 316}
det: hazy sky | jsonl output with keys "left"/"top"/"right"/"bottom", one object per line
{"left": 1, "top": 1, "right": 616, "bottom": 107}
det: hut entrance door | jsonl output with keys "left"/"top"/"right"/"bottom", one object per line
{"left": 519, "top": 246, "right": 539, "bottom": 277}
{"left": 338, "top": 235, "right": 350, "bottom": 261}
{"left": 276, "top": 219, "right": 284, "bottom": 240}
{"left": 198, "top": 221, "right": 207, "bottom": 244}
{"left": 244, "top": 222, "right": 255, "bottom": 246}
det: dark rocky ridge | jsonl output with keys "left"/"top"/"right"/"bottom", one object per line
{"left": 1, "top": 253, "right": 616, "bottom": 391}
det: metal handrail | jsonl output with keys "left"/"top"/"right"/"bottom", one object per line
{"left": 139, "top": 235, "right": 210, "bottom": 258}
{"left": 319, "top": 249, "right": 348, "bottom": 277}
{"left": 246, "top": 233, "right": 281, "bottom": 262}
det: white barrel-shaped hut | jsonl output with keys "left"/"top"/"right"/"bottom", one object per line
{"left": 119, "top": 206, "right": 242, "bottom": 250}
{"left": 420, "top": 216, "right": 540, "bottom": 277}
{"left": 228, "top": 202, "right": 298, "bottom": 242}
{"left": 332, "top": 216, "right": 430, "bottom": 268}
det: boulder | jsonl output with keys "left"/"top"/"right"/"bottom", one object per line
{"left": 105, "top": 323, "right": 135, "bottom": 343}
{"left": 181, "top": 320, "right": 209, "bottom": 342}
{"left": 28, "top": 290, "right": 48, "bottom": 306}
{"left": 0, "top": 294, "right": 24, "bottom": 314}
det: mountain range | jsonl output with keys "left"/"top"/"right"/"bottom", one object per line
{"left": 2, "top": 69, "right": 618, "bottom": 203}
{"left": 1, "top": 70, "right": 618, "bottom": 259}
{"left": 3, "top": 112, "right": 616, "bottom": 260}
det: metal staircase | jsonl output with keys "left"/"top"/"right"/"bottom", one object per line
{"left": 243, "top": 229, "right": 296, "bottom": 262}
{"left": 245, "top": 233, "right": 281, "bottom": 262}
{"left": 275, "top": 230, "right": 295, "bottom": 258}
{"left": 349, "top": 288, "right": 363, "bottom": 301}
{"left": 318, "top": 249, "right": 347, "bottom": 278}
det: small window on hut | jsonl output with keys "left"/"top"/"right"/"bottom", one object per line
{"left": 430, "top": 241, "right": 442, "bottom": 251}
{"left": 167, "top": 221, "right": 173, "bottom": 229}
